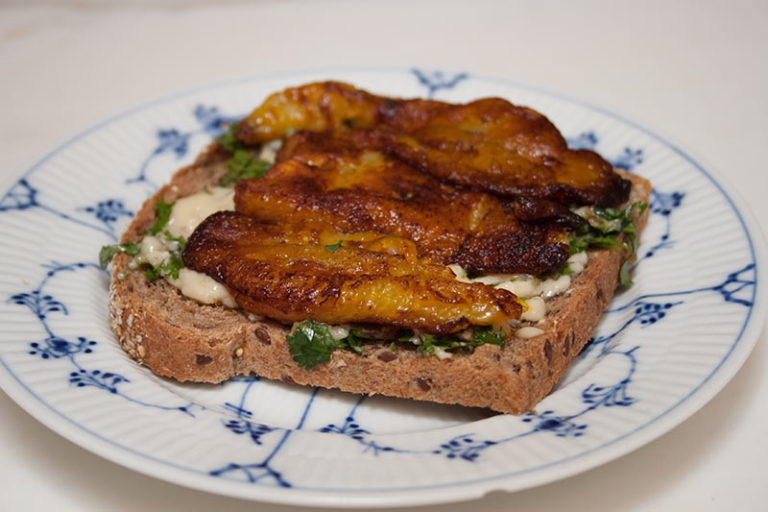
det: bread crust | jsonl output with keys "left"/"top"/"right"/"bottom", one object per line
{"left": 108, "top": 142, "right": 651, "bottom": 414}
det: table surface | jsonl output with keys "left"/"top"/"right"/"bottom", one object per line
{"left": 1, "top": 1, "right": 766, "bottom": 510}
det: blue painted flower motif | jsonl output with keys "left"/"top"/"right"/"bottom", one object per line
{"left": 636, "top": 189, "right": 685, "bottom": 262}
{"left": 650, "top": 190, "right": 684, "bottom": 216}
{"left": 80, "top": 199, "right": 133, "bottom": 230}
{"left": 565, "top": 131, "right": 643, "bottom": 171}
{"left": 8, "top": 261, "right": 197, "bottom": 417}
{"left": 194, "top": 105, "right": 239, "bottom": 136}
{"left": 585, "top": 302, "right": 681, "bottom": 357}
{"left": 222, "top": 403, "right": 276, "bottom": 445}
{"left": 69, "top": 368, "right": 130, "bottom": 393}
{"left": 610, "top": 147, "right": 644, "bottom": 171}
{"left": 566, "top": 131, "right": 599, "bottom": 150}
{"left": 126, "top": 105, "right": 241, "bottom": 190}
{"left": 433, "top": 434, "right": 497, "bottom": 461}
{"left": 30, "top": 336, "right": 96, "bottom": 359}
{"left": 634, "top": 301, "right": 676, "bottom": 326}
{"left": 10, "top": 290, "right": 67, "bottom": 320}
{"left": 320, "top": 415, "right": 370, "bottom": 439}
{"left": 713, "top": 263, "right": 756, "bottom": 307}
{"left": 0, "top": 178, "right": 38, "bottom": 211}
{"left": 155, "top": 129, "right": 191, "bottom": 159}
{"left": 210, "top": 462, "right": 290, "bottom": 487}
{"left": 412, "top": 69, "right": 469, "bottom": 98}
{"left": 320, "top": 414, "right": 399, "bottom": 455}
{"left": 521, "top": 410, "right": 589, "bottom": 437}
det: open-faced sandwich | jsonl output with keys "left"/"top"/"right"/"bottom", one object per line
{"left": 102, "top": 81, "right": 651, "bottom": 414}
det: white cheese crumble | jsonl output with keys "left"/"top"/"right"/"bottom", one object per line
{"left": 136, "top": 187, "right": 237, "bottom": 307}
{"left": 168, "top": 268, "right": 237, "bottom": 308}
{"left": 448, "top": 251, "right": 590, "bottom": 324}
{"left": 516, "top": 326, "right": 545, "bottom": 339}
{"left": 165, "top": 186, "right": 235, "bottom": 239}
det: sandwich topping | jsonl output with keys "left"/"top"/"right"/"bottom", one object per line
{"left": 102, "top": 81, "right": 646, "bottom": 368}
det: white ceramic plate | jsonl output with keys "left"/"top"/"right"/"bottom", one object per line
{"left": 0, "top": 69, "right": 764, "bottom": 508}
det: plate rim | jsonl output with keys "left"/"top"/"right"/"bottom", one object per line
{"left": 0, "top": 66, "right": 765, "bottom": 507}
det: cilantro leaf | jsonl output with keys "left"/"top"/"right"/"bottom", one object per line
{"left": 159, "top": 250, "right": 184, "bottom": 280}
{"left": 216, "top": 122, "right": 241, "bottom": 153}
{"left": 219, "top": 150, "right": 271, "bottom": 186}
{"left": 325, "top": 241, "right": 342, "bottom": 252}
{"left": 163, "top": 230, "right": 186, "bottom": 249}
{"left": 146, "top": 198, "right": 175, "bottom": 236}
{"left": 470, "top": 326, "right": 506, "bottom": 347}
{"left": 144, "top": 265, "right": 160, "bottom": 281}
{"left": 286, "top": 319, "right": 342, "bottom": 369}
{"left": 339, "top": 330, "right": 365, "bottom": 355}
{"left": 98, "top": 241, "right": 140, "bottom": 269}
{"left": 619, "top": 260, "right": 633, "bottom": 287}
{"left": 569, "top": 201, "right": 647, "bottom": 287}
{"left": 98, "top": 246, "right": 119, "bottom": 269}
{"left": 417, "top": 334, "right": 437, "bottom": 355}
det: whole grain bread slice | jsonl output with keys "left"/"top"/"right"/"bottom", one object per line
{"left": 108, "top": 142, "right": 651, "bottom": 414}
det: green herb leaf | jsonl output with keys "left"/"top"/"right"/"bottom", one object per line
{"left": 219, "top": 150, "right": 271, "bottom": 186}
{"left": 324, "top": 241, "right": 342, "bottom": 252}
{"left": 619, "top": 260, "right": 633, "bottom": 287}
{"left": 159, "top": 250, "right": 184, "bottom": 280}
{"left": 144, "top": 265, "right": 160, "bottom": 281}
{"left": 99, "top": 245, "right": 123, "bottom": 269}
{"left": 163, "top": 231, "right": 187, "bottom": 249}
{"left": 470, "top": 326, "right": 506, "bottom": 347}
{"left": 417, "top": 334, "right": 437, "bottom": 355}
{"left": 286, "top": 319, "right": 342, "bottom": 369}
{"left": 146, "top": 198, "right": 175, "bottom": 236}
{"left": 340, "top": 330, "right": 365, "bottom": 355}
{"left": 98, "top": 241, "right": 140, "bottom": 269}
{"left": 569, "top": 201, "right": 647, "bottom": 287}
{"left": 216, "top": 122, "right": 241, "bottom": 153}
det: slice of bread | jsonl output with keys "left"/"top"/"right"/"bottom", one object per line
{"left": 108, "top": 142, "right": 650, "bottom": 414}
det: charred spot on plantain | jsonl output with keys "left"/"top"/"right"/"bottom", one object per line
{"left": 255, "top": 327, "right": 271, "bottom": 345}
{"left": 196, "top": 354, "right": 212, "bottom": 365}
{"left": 596, "top": 286, "right": 605, "bottom": 302}
{"left": 282, "top": 375, "right": 295, "bottom": 384}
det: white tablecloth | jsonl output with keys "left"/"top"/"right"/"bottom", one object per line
{"left": 1, "top": 1, "right": 766, "bottom": 510}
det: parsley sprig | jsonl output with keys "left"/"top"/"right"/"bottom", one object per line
{"left": 216, "top": 122, "right": 272, "bottom": 186}
{"left": 286, "top": 319, "right": 506, "bottom": 369}
{"left": 286, "top": 319, "right": 344, "bottom": 369}
{"left": 410, "top": 326, "right": 505, "bottom": 355}
{"left": 99, "top": 241, "right": 140, "bottom": 269}
{"left": 98, "top": 198, "right": 186, "bottom": 280}
{"left": 569, "top": 201, "right": 647, "bottom": 286}
{"left": 146, "top": 198, "right": 174, "bottom": 235}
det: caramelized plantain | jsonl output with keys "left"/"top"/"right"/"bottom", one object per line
{"left": 183, "top": 212, "right": 522, "bottom": 334}
{"left": 235, "top": 134, "right": 571, "bottom": 275}
{"left": 235, "top": 81, "right": 629, "bottom": 206}
{"left": 387, "top": 98, "right": 630, "bottom": 206}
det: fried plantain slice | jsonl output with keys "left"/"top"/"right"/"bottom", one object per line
{"left": 235, "top": 81, "right": 448, "bottom": 144}
{"left": 235, "top": 133, "right": 572, "bottom": 275}
{"left": 386, "top": 98, "right": 630, "bottom": 206}
{"left": 182, "top": 212, "right": 522, "bottom": 334}
{"left": 235, "top": 81, "right": 629, "bottom": 206}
